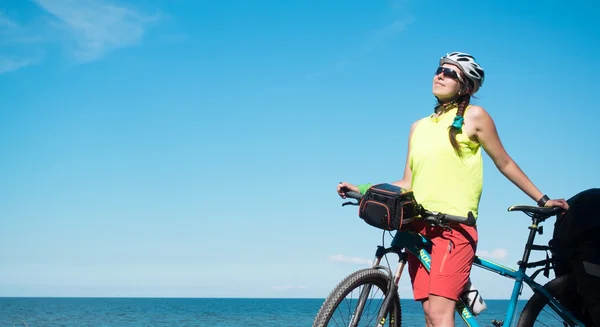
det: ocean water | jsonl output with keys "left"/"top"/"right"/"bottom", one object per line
{"left": 0, "top": 297, "right": 545, "bottom": 326}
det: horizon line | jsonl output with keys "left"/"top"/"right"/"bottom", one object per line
{"left": 0, "top": 296, "right": 530, "bottom": 301}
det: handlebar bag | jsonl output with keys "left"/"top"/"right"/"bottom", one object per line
{"left": 358, "top": 183, "right": 418, "bottom": 231}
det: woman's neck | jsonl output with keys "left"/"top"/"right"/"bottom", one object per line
{"left": 434, "top": 101, "right": 458, "bottom": 116}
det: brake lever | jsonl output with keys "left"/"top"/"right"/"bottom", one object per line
{"left": 439, "top": 223, "right": 452, "bottom": 232}
{"left": 342, "top": 200, "right": 359, "bottom": 207}
{"left": 426, "top": 213, "right": 452, "bottom": 231}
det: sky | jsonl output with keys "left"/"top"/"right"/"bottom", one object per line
{"left": 0, "top": 0, "right": 599, "bottom": 301}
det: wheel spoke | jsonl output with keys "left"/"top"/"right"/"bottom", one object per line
{"left": 517, "top": 274, "right": 578, "bottom": 327}
{"left": 312, "top": 268, "right": 401, "bottom": 327}
{"left": 338, "top": 283, "right": 384, "bottom": 326}
{"left": 535, "top": 306, "right": 572, "bottom": 327}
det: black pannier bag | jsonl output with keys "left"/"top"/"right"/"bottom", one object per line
{"left": 550, "top": 188, "right": 600, "bottom": 326}
{"left": 358, "top": 183, "right": 418, "bottom": 231}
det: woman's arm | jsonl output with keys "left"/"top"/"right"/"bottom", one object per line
{"left": 468, "top": 106, "right": 568, "bottom": 209}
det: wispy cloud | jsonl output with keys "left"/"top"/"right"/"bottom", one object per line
{"left": 0, "top": 12, "right": 19, "bottom": 30}
{"left": 392, "top": 0, "right": 412, "bottom": 10}
{"left": 305, "top": 3, "right": 415, "bottom": 80}
{"left": 0, "top": 0, "right": 162, "bottom": 75}
{"left": 362, "top": 17, "right": 415, "bottom": 54}
{"left": 366, "top": 0, "right": 415, "bottom": 52}
{"left": 477, "top": 248, "right": 509, "bottom": 260}
{"left": 272, "top": 284, "right": 307, "bottom": 291}
{"left": 34, "top": 0, "right": 159, "bottom": 62}
{"left": 0, "top": 12, "right": 41, "bottom": 74}
{"left": 0, "top": 57, "right": 39, "bottom": 75}
{"left": 329, "top": 254, "right": 373, "bottom": 266}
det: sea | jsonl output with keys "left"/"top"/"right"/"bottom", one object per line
{"left": 0, "top": 298, "right": 552, "bottom": 326}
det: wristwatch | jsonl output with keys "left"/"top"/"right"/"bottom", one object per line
{"left": 537, "top": 194, "right": 550, "bottom": 207}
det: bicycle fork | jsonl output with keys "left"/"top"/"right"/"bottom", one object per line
{"left": 349, "top": 250, "right": 408, "bottom": 327}
{"left": 377, "top": 252, "right": 408, "bottom": 327}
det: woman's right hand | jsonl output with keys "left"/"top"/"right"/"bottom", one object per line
{"left": 337, "top": 182, "right": 359, "bottom": 198}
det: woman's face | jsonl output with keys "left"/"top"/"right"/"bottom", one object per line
{"left": 432, "top": 63, "right": 464, "bottom": 102}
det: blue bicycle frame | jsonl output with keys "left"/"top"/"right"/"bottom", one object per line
{"left": 390, "top": 229, "right": 585, "bottom": 327}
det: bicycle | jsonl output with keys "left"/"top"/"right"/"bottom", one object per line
{"left": 312, "top": 189, "right": 586, "bottom": 326}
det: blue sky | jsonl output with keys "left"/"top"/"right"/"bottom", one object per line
{"left": 1, "top": 0, "right": 599, "bottom": 301}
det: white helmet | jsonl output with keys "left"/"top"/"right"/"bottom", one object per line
{"left": 439, "top": 52, "right": 485, "bottom": 94}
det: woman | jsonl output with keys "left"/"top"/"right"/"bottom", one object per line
{"left": 337, "top": 52, "right": 570, "bottom": 327}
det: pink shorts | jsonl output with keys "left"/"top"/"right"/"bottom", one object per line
{"left": 407, "top": 220, "right": 478, "bottom": 301}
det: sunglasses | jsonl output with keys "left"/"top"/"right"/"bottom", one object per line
{"left": 435, "top": 66, "right": 463, "bottom": 81}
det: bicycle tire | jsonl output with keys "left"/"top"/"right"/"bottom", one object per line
{"left": 517, "top": 274, "right": 587, "bottom": 326}
{"left": 313, "top": 268, "right": 401, "bottom": 327}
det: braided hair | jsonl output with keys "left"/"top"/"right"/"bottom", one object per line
{"left": 448, "top": 94, "right": 470, "bottom": 156}
{"left": 434, "top": 85, "right": 472, "bottom": 157}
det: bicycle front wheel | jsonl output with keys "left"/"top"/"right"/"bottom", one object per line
{"left": 313, "top": 268, "right": 401, "bottom": 327}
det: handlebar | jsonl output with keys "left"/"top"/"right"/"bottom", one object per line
{"left": 344, "top": 191, "right": 363, "bottom": 200}
{"left": 342, "top": 190, "right": 477, "bottom": 227}
{"left": 425, "top": 209, "right": 477, "bottom": 227}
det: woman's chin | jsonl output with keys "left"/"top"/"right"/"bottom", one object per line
{"left": 433, "top": 92, "right": 454, "bottom": 102}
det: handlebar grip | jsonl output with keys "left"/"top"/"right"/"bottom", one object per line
{"left": 345, "top": 191, "right": 363, "bottom": 200}
{"left": 444, "top": 211, "right": 477, "bottom": 227}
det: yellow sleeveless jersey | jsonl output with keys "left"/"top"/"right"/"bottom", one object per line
{"left": 409, "top": 105, "right": 483, "bottom": 220}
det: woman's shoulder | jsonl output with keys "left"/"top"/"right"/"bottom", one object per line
{"left": 465, "top": 104, "right": 492, "bottom": 119}
{"left": 411, "top": 116, "right": 430, "bottom": 132}
{"left": 465, "top": 104, "right": 496, "bottom": 126}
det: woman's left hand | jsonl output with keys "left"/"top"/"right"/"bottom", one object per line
{"left": 545, "top": 198, "right": 570, "bottom": 210}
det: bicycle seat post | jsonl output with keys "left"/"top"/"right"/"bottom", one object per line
{"left": 519, "top": 215, "right": 543, "bottom": 268}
